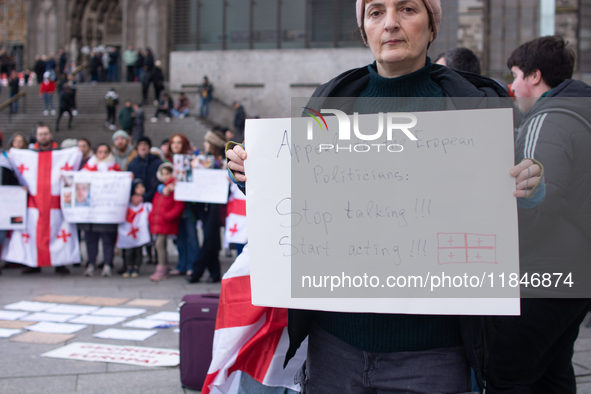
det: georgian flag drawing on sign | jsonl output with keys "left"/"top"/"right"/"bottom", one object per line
{"left": 117, "top": 202, "right": 152, "bottom": 249}
{"left": 223, "top": 183, "right": 247, "bottom": 248}
{"left": 1, "top": 147, "right": 82, "bottom": 267}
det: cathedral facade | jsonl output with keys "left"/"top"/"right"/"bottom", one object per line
{"left": 22, "top": 0, "right": 172, "bottom": 73}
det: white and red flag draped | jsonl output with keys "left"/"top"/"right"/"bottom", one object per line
{"left": 116, "top": 202, "right": 152, "bottom": 249}
{"left": 223, "top": 183, "right": 247, "bottom": 248}
{"left": 81, "top": 155, "right": 121, "bottom": 172}
{"left": 1, "top": 147, "right": 82, "bottom": 267}
{"left": 202, "top": 244, "right": 306, "bottom": 394}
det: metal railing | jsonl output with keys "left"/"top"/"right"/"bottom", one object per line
{"left": 0, "top": 88, "right": 27, "bottom": 124}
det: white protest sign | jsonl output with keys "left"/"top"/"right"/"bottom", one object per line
{"left": 61, "top": 171, "right": 132, "bottom": 223}
{"left": 0, "top": 186, "right": 27, "bottom": 230}
{"left": 41, "top": 342, "right": 180, "bottom": 367}
{"left": 245, "top": 109, "right": 520, "bottom": 315}
{"left": 173, "top": 154, "right": 229, "bottom": 203}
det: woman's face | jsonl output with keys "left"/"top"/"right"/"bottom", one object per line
{"left": 170, "top": 136, "right": 184, "bottom": 155}
{"left": 203, "top": 141, "right": 211, "bottom": 154}
{"left": 96, "top": 145, "right": 109, "bottom": 161}
{"left": 364, "top": 0, "right": 433, "bottom": 77}
{"left": 78, "top": 140, "right": 90, "bottom": 156}
{"left": 12, "top": 135, "right": 27, "bottom": 149}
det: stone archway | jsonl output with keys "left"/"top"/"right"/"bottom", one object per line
{"left": 70, "top": 0, "right": 122, "bottom": 51}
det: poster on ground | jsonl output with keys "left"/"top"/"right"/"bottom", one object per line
{"left": 61, "top": 171, "right": 132, "bottom": 223}
{"left": 41, "top": 342, "right": 180, "bottom": 367}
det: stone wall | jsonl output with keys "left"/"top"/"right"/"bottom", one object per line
{"left": 169, "top": 48, "right": 375, "bottom": 119}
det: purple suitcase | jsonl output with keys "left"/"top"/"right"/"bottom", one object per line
{"left": 179, "top": 294, "right": 220, "bottom": 390}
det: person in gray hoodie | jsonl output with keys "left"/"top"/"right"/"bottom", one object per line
{"left": 486, "top": 35, "right": 591, "bottom": 394}
{"left": 111, "top": 130, "right": 137, "bottom": 171}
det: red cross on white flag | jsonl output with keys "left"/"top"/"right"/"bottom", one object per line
{"left": 1, "top": 147, "right": 82, "bottom": 267}
{"left": 117, "top": 202, "right": 152, "bottom": 249}
{"left": 202, "top": 245, "right": 307, "bottom": 394}
{"left": 224, "top": 183, "right": 248, "bottom": 248}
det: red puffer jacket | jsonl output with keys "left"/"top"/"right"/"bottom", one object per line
{"left": 148, "top": 179, "right": 185, "bottom": 235}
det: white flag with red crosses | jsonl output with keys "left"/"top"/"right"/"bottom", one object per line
{"left": 1, "top": 147, "right": 82, "bottom": 267}
{"left": 116, "top": 202, "right": 152, "bottom": 249}
{"left": 224, "top": 183, "right": 247, "bottom": 248}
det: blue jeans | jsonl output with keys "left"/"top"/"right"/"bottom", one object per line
{"left": 108, "top": 64, "right": 118, "bottom": 82}
{"left": 200, "top": 98, "right": 210, "bottom": 117}
{"left": 239, "top": 372, "right": 297, "bottom": 394}
{"left": 176, "top": 210, "right": 200, "bottom": 273}
{"left": 43, "top": 94, "right": 54, "bottom": 111}
{"left": 171, "top": 108, "right": 190, "bottom": 118}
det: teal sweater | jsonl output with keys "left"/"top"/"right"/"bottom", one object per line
{"left": 314, "top": 58, "right": 462, "bottom": 353}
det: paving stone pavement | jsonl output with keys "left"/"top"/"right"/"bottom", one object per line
{"left": 0, "top": 245, "right": 235, "bottom": 394}
{"left": 2, "top": 248, "right": 591, "bottom": 393}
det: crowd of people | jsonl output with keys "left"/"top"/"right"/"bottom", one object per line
{"left": 0, "top": 121, "right": 242, "bottom": 284}
{"left": 2, "top": 0, "right": 591, "bottom": 392}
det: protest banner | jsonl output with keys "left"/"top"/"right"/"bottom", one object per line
{"left": 245, "top": 108, "right": 520, "bottom": 315}
{"left": 61, "top": 171, "right": 132, "bottom": 224}
{"left": 2, "top": 147, "right": 81, "bottom": 267}
{"left": 0, "top": 186, "right": 27, "bottom": 230}
{"left": 173, "top": 154, "right": 229, "bottom": 204}
{"left": 42, "top": 342, "right": 180, "bottom": 367}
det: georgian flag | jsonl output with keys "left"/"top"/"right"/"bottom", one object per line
{"left": 116, "top": 202, "right": 152, "bottom": 249}
{"left": 1, "top": 147, "right": 82, "bottom": 267}
{"left": 223, "top": 183, "right": 247, "bottom": 248}
{"left": 0, "top": 150, "right": 11, "bottom": 171}
{"left": 81, "top": 155, "right": 121, "bottom": 172}
{"left": 202, "top": 244, "right": 306, "bottom": 394}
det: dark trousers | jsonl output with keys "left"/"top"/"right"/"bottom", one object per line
{"left": 190, "top": 204, "right": 221, "bottom": 280}
{"left": 124, "top": 247, "right": 143, "bottom": 268}
{"left": 56, "top": 108, "right": 72, "bottom": 130}
{"left": 295, "top": 323, "right": 471, "bottom": 394}
{"left": 153, "top": 81, "right": 162, "bottom": 102}
{"left": 487, "top": 298, "right": 591, "bottom": 394}
{"left": 106, "top": 106, "right": 116, "bottom": 125}
{"left": 85, "top": 230, "right": 117, "bottom": 267}
{"left": 142, "top": 83, "right": 149, "bottom": 105}
{"left": 153, "top": 108, "right": 171, "bottom": 119}
{"left": 126, "top": 66, "right": 135, "bottom": 82}
{"left": 9, "top": 93, "right": 18, "bottom": 114}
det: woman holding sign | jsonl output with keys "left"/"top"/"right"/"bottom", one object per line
{"left": 167, "top": 133, "right": 201, "bottom": 276}
{"left": 80, "top": 143, "right": 121, "bottom": 277}
{"left": 226, "top": 0, "right": 544, "bottom": 393}
{"left": 186, "top": 130, "right": 227, "bottom": 284}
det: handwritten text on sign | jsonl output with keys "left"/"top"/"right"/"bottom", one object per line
{"left": 0, "top": 186, "right": 27, "bottom": 230}
{"left": 245, "top": 108, "right": 520, "bottom": 315}
{"left": 41, "top": 342, "right": 180, "bottom": 367}
{"left": 61, "top": 171, "right": 132, "bottom": 223}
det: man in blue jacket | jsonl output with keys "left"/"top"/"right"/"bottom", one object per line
{"left": 127, "top": 137, "right": 162, "bottom": 204}
{"left": 486, "top": 36, "right": 591, "bottom": 394}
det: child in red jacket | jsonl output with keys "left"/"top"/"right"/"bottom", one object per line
{"left": 148, "top": 163, "right": 185, "bottom": 281}
{"left": 39, "top": 72, "right": 56, "bottom": 115}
